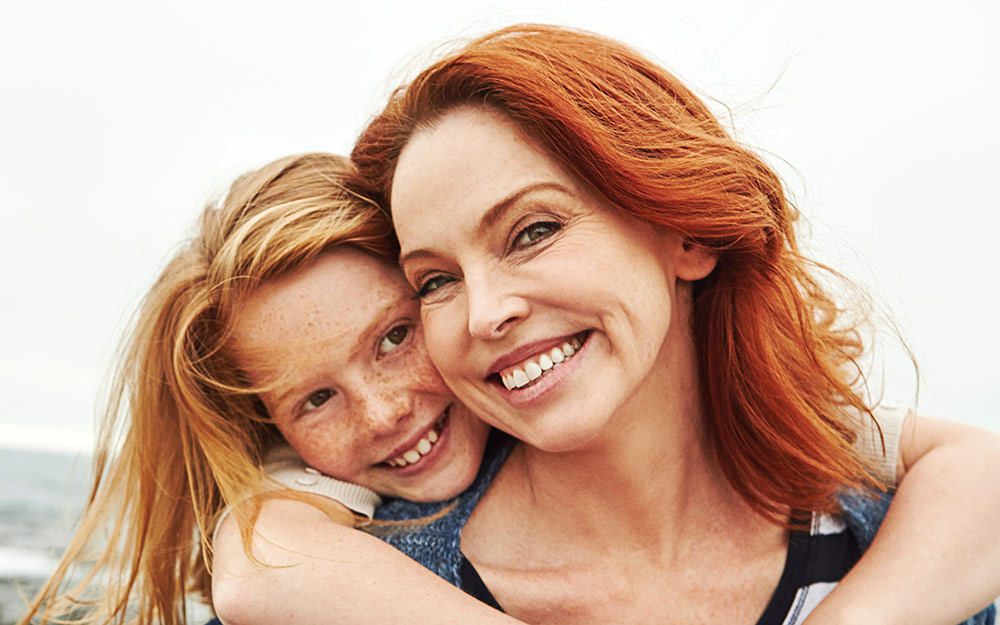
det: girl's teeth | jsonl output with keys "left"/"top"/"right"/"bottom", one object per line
{"left": 391, "top": 424, "right": 442, "bottom": 467}
{"left": 539, "top": 354, "right": 554, "bottom": 370}
{"left": 549, "top": 347, "right": 565, "bottom": 363}
{"left": 561, "top": 342, "right": 575, "bottom": 357}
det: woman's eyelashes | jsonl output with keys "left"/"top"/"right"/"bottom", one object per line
{"left": 510, "top": 219, "right": 562, "bottom": 251}
{"left": 410, "top": 215, "right": 565, "bottom": 301}
{"left": 414, "top": 274, "right": 456, "bottom": 299}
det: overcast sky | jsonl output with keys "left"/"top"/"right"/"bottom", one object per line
{"left": 2, "top": 0, "right": 997, "bottom": 454}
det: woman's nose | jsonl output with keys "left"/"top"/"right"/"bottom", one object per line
{"left": 465, "top": 270, "right": 529, "bottom": 340}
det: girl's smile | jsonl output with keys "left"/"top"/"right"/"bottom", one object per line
{"left": 230, "top": 248, "right": 490, "bottom": 501}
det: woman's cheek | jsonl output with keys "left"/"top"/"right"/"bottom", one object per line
{"left": 420, "top": 306, "right": 463, "bottom": 381}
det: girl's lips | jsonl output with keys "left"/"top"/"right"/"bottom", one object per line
{"left": 379, "top": 407, "right": 451, "bottom": 472}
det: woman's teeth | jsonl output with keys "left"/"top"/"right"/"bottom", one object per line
{"left": 500, "top": 336, "right": 582, "bottom": 390}
{"left": 387, "top": 427, "right": 440, "bottom": 468}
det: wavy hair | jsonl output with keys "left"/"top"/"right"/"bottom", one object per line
{"left": 352, "top": 24, "right": 884, "bottom": 523}
{"left": 20, "top": 153, "right": 395, "bottom": 624}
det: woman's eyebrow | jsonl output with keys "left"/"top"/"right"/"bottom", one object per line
{"left": 473, "top": 182, "right": 570, "bottom": 236}
{"left": 398, "top": 182, "right": 571, "bottom": 266}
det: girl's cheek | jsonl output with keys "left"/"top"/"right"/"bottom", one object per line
{"left": 396, "top": 335, "right": 451, "bottom": 395}
{"left": 410, "top": 347, "right": 450, "bottom": 394}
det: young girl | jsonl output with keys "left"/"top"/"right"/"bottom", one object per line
{"left": 18, "top": 152, "right": 496, "bottom": 625}
{"left": 21, "top": 144, "right": 997, "bottom": 625}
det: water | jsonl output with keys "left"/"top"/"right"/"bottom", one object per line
{"left": 0, "top": 447, "right": 90, "bottom": 624}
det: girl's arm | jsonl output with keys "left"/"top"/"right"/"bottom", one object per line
{"left": 212, "top": 497, "right": 525, "bottom": 625}
{"left": 804, "top": 413, "right": 1000, "bottom": 625}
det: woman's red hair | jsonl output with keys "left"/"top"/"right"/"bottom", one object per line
{"left": 353, "top": 24, "right": 882, "bottom": 522}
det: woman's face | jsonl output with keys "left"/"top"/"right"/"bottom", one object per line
{"left": 391, "top": 107, "right": 715, "bottom": 452}
{"left": 230, "top": 248, "right": 490, "bottom": 502}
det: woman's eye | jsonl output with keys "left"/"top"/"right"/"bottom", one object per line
{"left": 415, "top": 275, "right": 454, "bottom": 298}
{"left": 303, "top": 389, "right": 334, "bottom": 413}
{"left": 378, "top": 324, "right": 409, "bottom": 354}
{"left": 512, "top": 221, "right": 560, "bottom": 249}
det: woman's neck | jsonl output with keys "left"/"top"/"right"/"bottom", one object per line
{"left": 466, "top": 291, "right": 784, "bottom": 555}
{"left": 476, "top": 337, "right": 763, "bottom": 557}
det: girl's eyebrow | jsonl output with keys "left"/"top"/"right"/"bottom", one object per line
{"left": 348, "top": 292, "right": 413, "bottom": 361}
{"left": 398, "top": 182, "right": 572, "bottom": 266}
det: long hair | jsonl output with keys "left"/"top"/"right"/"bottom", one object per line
{"left": 20, "top": 153, "right": 395, "bottom": 625}
{"left": 352, "top": 24, "right": 884, "bottom": 523}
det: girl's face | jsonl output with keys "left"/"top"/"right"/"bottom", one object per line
{"left": 231, "top": 248, "right": 490, "bottom": 502}
{"left": 391, "top": 107, "right": 716, "bottom": 452}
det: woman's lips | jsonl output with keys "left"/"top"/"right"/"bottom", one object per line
{"left": 497, "top": 333, "right": 586, "bottom": 390}
{"left": 487, "top": 331, "right": 591, "bottom": 407}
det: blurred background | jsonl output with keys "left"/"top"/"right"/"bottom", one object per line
{"left": 1, "top": 0, "right": 997, "bottom": 621}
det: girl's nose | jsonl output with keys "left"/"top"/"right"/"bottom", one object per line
{"left": 358, "top": 386, "right": 414, "bottom": 435}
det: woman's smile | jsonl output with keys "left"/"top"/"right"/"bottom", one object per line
{"left": 494, "top": 332, "right": 586, "bottom": 391}
{"left": 391, "top": 106, "right": 713, "bottom": 452}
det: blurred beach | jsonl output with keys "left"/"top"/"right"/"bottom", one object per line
{"left": 0, "top": 448, "right": 89, "bottom": 625}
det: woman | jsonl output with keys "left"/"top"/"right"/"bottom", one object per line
{"left": 347, "top": 24, "right": 1000, "bottom": 624}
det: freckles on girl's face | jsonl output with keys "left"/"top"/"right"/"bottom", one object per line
{"left": 230, "top": 248, "right": 489, "bottom": 502}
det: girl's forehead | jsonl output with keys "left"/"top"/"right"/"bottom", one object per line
{"left": 230, "top": 250, "right": 412, "bottom": 362}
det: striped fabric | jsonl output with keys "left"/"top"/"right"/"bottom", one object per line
{"left": 457, "top": 512, "right": 861, "bottom": 624}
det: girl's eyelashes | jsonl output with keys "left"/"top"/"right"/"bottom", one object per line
{"left": 378, "top": 324, "right": 410, "bottom": 355}
{"left": 510, "top": 219, "right": 562, "bottom": 251}
{"left": 301, "top": 388, "right": 334, "bottom": 414}
{"left": 288, "top": 322, "right": 410, "bottom": 419}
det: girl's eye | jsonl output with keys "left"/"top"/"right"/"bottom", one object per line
{"left": 378, "top": 324, "right": 409, "bottom": 355}
{"left": 415, "top": 275, "right": 455, "bottom": 299}
{"left": 512, "top": 221, "right": 561, "bottom": 249}
{"left": 303, "top": 389, "right": 334, "bottom": 413}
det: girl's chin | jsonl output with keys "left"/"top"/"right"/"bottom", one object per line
{"left": 385, "top": 476, "right": 472, "bottom": 502}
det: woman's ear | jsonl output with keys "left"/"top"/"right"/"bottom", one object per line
{"left": 675, "top": 241, "right": 718, "bottom": 281}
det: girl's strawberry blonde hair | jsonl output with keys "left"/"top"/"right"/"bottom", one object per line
{"left": 20, "top": 152, "right": 395, "bottom": 624}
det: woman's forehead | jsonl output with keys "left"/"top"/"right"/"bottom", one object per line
{"left": 392, "top": 108, "right": 583, "bottom": 250}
